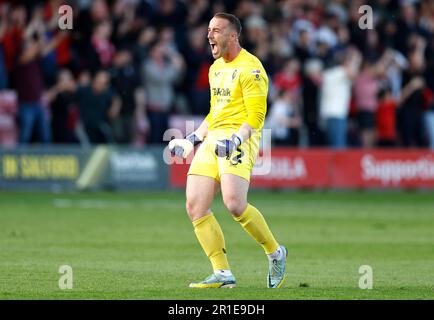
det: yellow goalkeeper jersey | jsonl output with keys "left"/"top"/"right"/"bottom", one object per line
{"left": 205, "top": 48, "right": 268, "bottom": 131}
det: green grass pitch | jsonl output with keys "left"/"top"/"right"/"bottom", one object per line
{"left": 0, "top": 190, "right": 433, "bottom": 299}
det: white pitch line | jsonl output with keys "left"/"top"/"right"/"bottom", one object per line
{"left": 53, "top": 198, "right": 182, "bottom": 209}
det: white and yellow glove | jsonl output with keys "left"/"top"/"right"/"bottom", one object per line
{"left": 215, "top": 133, "right": 243, "bottom": 159}
{"left": 169, "top": 132, "right": 203, "bottom": 158}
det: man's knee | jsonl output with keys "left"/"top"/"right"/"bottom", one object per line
{"left": 186, "top": 198, "right": 209, "bottom": 221}
{"left": 223, "top": 195, "right": 246, "bottom": 217}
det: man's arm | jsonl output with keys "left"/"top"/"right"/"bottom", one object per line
{"left": 343, "top": 47, "right": 362, "bottom": 79}
{"left": 234, "top": 122, "right": 254, "bottom": 142}
{"left": 194, "top": 117, "right": 209, "bottom": 140}
{"left": 168, "top": 116, "right": 209, "bottom": 158}
{"left": 108, "top": 95, "right": 122, "bottom": 120}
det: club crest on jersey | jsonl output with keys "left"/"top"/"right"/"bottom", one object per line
{"left": 252, "top": 69, "right": 261, "bottom": 80}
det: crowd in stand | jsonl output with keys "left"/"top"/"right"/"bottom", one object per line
{"left": 0, "top": 0, "right": 434, "bottom": 149}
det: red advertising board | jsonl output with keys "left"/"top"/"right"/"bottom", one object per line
{"left": 332, "top": 150, "right": 434, "bottom": 188}
{"left": 249, "top": 148, "right": 331, "bottom": 188}
{"left": 169, "top": 148, "right": 332, "bottom": 188}
{"left": 170, "top": 160, "right": 190, "bottom": 188}
{"left": 169, "top": 148, "right": 434, "bottom": 189}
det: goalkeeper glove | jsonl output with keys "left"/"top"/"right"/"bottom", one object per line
{"left": 215, "top": 133, "right": 243, "bottom": 159}
{"left": 169, "top": 132, "right": 203, "bottom": 158}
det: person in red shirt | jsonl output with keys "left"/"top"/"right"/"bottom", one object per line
{"left": 273, "top": 57, "right": 302, "bottom": 94}
{"left": 376, "top": 86, "right": 398, "bottom": 147}
{"left": 0, "top": 4, "right": 26, "bottom": 87}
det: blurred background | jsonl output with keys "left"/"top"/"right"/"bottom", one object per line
{"left": 0, "top": 0, "right": 434, "bottom": 190}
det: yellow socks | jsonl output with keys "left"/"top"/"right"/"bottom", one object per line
{"left": 192, "top": 205, "right": 279, "bottom": 272}
{"left": 192, "top": 213, "right": 230, "bottom": 271}
{"left": 234, "top": 203, "right": 279, "bottom": 254}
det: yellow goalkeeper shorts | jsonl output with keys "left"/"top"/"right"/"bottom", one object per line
{"left": 187, "top": 129, "right": 260, "bottom": 182}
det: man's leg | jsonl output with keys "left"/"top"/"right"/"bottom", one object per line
{"left": 186, "top": 174, "right": 235, "bottom": 288}
{"left": 220, "top": 173, "right": 287, "bottom": 288}
{"left": 18, "top": 104, "right": 36, "bottom": 144}
{"left": 35, "top": 104, "right": 51, "bottom": 144}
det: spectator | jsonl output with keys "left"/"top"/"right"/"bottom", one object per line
{"left": 395, "top": 1, "right": 420, "bottom": 55}
{"left": 302, "top": 59, "right": 324, "bottom": 146}
{"left": 294, "top": 28, "right": 314, "bottom": 66}
{"left": 47, "top": 69, "right": 79, "bottom": 144}
{"left": 353, "top": 52, "right": 393, "bottom": 148}
{"left": 110, "top": 49, "right": 141, "bottom": 144}
{"left": 76, "top": 70, "right": 121, "bottom": 144}
{"left": 268, "top": 19, "right": 293, "bottom": 75}
{"left": 133, "top": 26, "right": 157, "bottom": 70}
{"left": 320, "top": 47, "right": 362, "bottom": 149}
{"left": 266, "top": 89, "right": 301, "bottom": 146}
{"left": 183, "top": 24, "right": 211, "bottom": 115}
{"left": 384, "top": 48, "right": 408, "bottom": 101}
{"left": 142, "top": 40, "right": 184, "bottom": 144}
{"left": 1, "top": 4, "right": 26, "bottom": 89}
{"left": 186, "top": 0, "right": 212, "bottom": 28}
{"left": 153, "top": 0, "right": 189, "bottom": 50}
{"left": 397, "top": 35, "right": 427, "bottom": 147}
{"left": 112, "top": 0, "right": 141, "bottom": 50}
{"left": 91, "top": 20, "right": 116, "bottom": 71}
{"left": 273, "top": 57, "right": 302, "bottom": 95}
{"left": 376, "top": 86, "right": 398, "bottom": 147}
{"left": 247, "top": 17, "right": 273, "bottom": 76}
{"left": 13, "top": 21, "right": 64, "bottom": 144}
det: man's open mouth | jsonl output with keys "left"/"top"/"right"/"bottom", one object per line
{"left": 210, "top": 42, "right": 217, "bottom": 53}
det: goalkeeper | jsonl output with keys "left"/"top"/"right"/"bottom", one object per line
{"left": 169, "top": 13, "right": 287, "bottom": 289}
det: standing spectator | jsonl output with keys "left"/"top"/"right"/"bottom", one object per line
{"left": 153, "top": 0, "right": 189, "bottom": 50}
{"left": 76, "top": 70, "right": 121, "bottom": 144}
{"left": 397, "top": 35, "right": 427, "bottom": 147}
{"left": 246, "top": 16, "right": 273, "bottom": 78}
{"left": 269, "top": 19, "right": 294, "bottom": 75}
{"left": 266, "top": 89, "right": 301, "bottom": 146}
{"left": 133, "top": 26, "right": 157, "bottom": 69}
{"left": 142, "top": 40, "right": 184, "bottom": 144}
{"left": 110, "top": 49, "right": 141, "bottom": 144}
{"left": 273, "top": 57, "right": 302, "bottom": 95}
{"left": 295, "top": 27, "right": 313, "bottom": 66}
{"left": 47, "top": 69, "right": 79, "bottom": 144}
{"left": 30, "top": 4, "right": 58, "bottom": 88}
{"left": 395, "top": 1, "right": 420, "bottom": 55}
{"left": 184, "top": 25, "right": 211, "bottom": 115}
{"left": 112, "top": 0, "right": 140, "bottom": 49}
{"left": 384, "top": 48, "right": 409, "bottom": 101}
{"left": 1, "top": 4, "right": 26, "bottom": 89}
{"left": 319, "top": 47, "right": 361, "bottom": 148}
{"left": 353, "top": 52, "right": 392, "bottom": 148}
{"left": 91, "top": 20, "right": 116, "bottom": 71}
{"left": 302, "top": 59, "right": 324, "bottom": 146}
{"left": 376, "top": 86, "right": 398, "bottom": 147}
{"left": 13, "top": 23, "right": 64, "bottom": 144}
